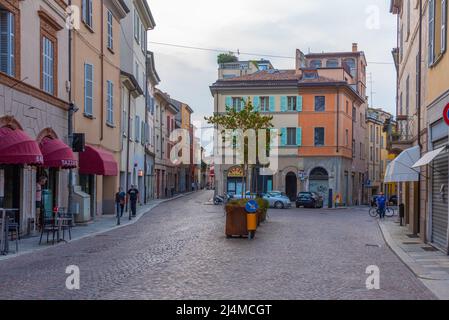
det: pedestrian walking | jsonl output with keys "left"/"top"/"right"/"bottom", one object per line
{"left": 115, "top": 187, "right": 126, "bottom": 225}
{"left": 376, "top": 192, "right": 387, "bottom": 219}
{"left": 192, "top": 181, "right": 195, "bottom": 192}
{"left": 36, "top": 176, "right": 47, "bottom": 230}
{"left": 127, "top": 185, "right": 140, "bottom": 220}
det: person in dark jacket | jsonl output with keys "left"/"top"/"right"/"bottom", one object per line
{"left": 127, "top": 185, "right": 140, "bottom": 219}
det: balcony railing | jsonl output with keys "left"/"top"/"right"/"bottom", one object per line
{"left": 391, "top": 115, "right": 416, "bottom": 144}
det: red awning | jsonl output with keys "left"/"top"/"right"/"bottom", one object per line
{"left": 79, "top": 145, "right": 118, "bottom": 176}
{"left": 0, "top": 127, "right": 43, "bottom": 165}
{"left": 39, "top": 137, "right": 78, "bottom": 169}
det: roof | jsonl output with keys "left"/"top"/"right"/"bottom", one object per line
{"left": 146, "top": 51, "right": 160, "bottom": 85}
{"left": 221, "top": 70, "right": 299, "bottom": 82}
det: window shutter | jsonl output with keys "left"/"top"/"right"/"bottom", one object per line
{"left": 88, "top": 0, "right": 93, "bottom": 27}
{"left": 429, "top": 0, "right": 435, "bottom": 65}
{"left": 280, "top": 96, "right": 287, "bottom": 112}
{"left": 84, "top": 63, "right": 93, "bottom": 115}
{"left": 269, "top": 96, "right": 276, "bottom": 112}
{"left": 0, "top": 11, "right": 14, "bottom": 76}
{"left": 240, "top": 97, "right": 246, "bottom": 111}
{"left": 280, "top": 128, "right": 287, "bottom": 146}
{"left": 225, "top": 96, "right": 232, "bottom": 110}
{"left": 296, "top": 127, "right": 302, "bottom": 146}
{"left": 297, "top": 96, "right": 303, "bottom": 112}
{"left": 443, "top": 0, "right": 447, "bottom": 53}
{"left": 82, "top": 0, "right": 87, "bottom": 22}
{"left": 253, "top": 96, "right": 260, "bottom": 112}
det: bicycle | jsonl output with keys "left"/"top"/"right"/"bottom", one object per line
{"left": 369, "top": 206, "right": 395, "bottom": 218}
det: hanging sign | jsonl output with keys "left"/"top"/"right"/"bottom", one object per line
{"left": 443, "top": 103, "right": 449, "bottom": 126}
{"left": 228, "top": 166, "right": 244, "bottom": 178}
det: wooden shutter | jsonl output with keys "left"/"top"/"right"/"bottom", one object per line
{"left": 296, "top": 128, "right": 302, "bottom": 146}
{"left": 280, "top": 96, "right": 287, "bottom": 112}
{"left": 297, "top": 96, "right": 303, "bottom": 112}
{"left": 225, "top": 96, "right": 232, "bottom": 110}
{"left": 84, "top": 63, "right": 93, "bottom": 115}
{"left": 269, "top": 96, "right": 276, "bottom": 112}
{"left": 253, "top": 96, "right": 260, "bottom": 112}
{"left": 280, "top": 128, "right": 287, "bottom": 146}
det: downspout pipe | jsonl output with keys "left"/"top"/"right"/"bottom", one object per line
{"left": 100, "top": 0, "right": 105, "bottom": 141}
{"left": 68, "top": 0, "right": 74, "bottom": 217}
{"left": 416, "top": 0, "right": 423, "bottom": 235}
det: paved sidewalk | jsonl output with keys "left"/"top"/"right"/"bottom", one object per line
{"left": 0, "top": 192, "right": 195, "bottom": 262}
{"left": 379, "top": 219, "right": 449, "bottom": 300}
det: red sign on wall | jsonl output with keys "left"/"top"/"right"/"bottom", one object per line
{"left": 444, "top": 103, "right": 449, "bottom": 126}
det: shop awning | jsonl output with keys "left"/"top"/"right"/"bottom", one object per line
{"left": 79, "top": 145, "right": 118, "bottom": 176}
{"left": 412, "top": 146, "right": 447, "bottom": 168}
{"left": 39, "top": 137, "right": 78, "bottom": 169}
{"left": 0, "top": 127, "right": 43, "bottom": 165}
{"left": 384, "top": 146, "right": 420, "bottom": 183}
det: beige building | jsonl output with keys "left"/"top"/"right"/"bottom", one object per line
{"left": 71, "top": 0, "right": 128, "bottom": 221}
{"left": 0, "top": 0, "right": 72, "bottom": 234}
{"left": 218, "top": 59, "right": 273, "bottom": 80}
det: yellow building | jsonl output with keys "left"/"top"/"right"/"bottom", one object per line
{"left": 71, "top": 0, "right": 129, "bottom": 220}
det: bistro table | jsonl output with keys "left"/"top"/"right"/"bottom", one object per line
{"left": 0, "top": 208, "right": 19, "bottom": 255}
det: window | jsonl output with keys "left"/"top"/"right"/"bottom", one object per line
{"left": 84, "top": 63, "right": 93, "bottom": 116}
{"left": 314, "top": 128, "right": 325, "bottom": 146}
{"left": 0, "top": 9, "right": 15, "bottom": 76}
{"left": 400, "top": 26, "right": 404, "bottom": 62}
{"left": 82, "top": 0, "right": 93, "bottom": 28}
{"left": 122, "top": 110, "right": 127, "bottom": 136}
{"left": 353, "top": 107, "right": 357, "bottom": 122}
{"left": 343, "top": 58, "right": 356, "bottom": 77}
{"left": 376, "top": 147, "right": 379, "bottom": 162}
{"left": 303, "top": 71, "right": 318, "bottom": 79}
{"left": 232, "top": 97, "right": 243, "bottom": 111}
{"left": 352, "top": 140, "right": 356, "bottom": 158}
{"left": 326, "top": 59, "right": 339, "bottom": 67}
{"left": 260, "top": 97, "right": 270, "bottom": 112}
{"left": 135, "top": 62, "right": 139, "bottom": 84}
{"left": 42, "top": 37, "right": 54, "bottom": 94}
{"left": 107, "top": 10, "right": 113, "bottom": 50}
{"left": 360, "top": 113, "right": 363, "bottom": 126}
{"left": 370, "top": 125, "right": 374, "bottom": 142}
{"left": 429, "top": 0, "right": 435, "bottom": 65}
{"left": 141, "top": 23, "right": 146, "bottom": 53}
{"left": 346, "top": 101, "right": 349, "bottom": 114}
{"left": 314, "top": 96, "right": 325, "bottom": 111}
{"left": 135, "top": 115, "right": 140, "bottom": 142}
{"left": 106, "top": 80, "right": 114, "bottom": 125}
{"left": 285, "top": 128, "right": 296, "bottom": 146}
{"left": 345, "top": 129, "right": 349, "bottom": 146}
{"left": 380, "top": 135, "right": 384, "bottom": 149}
{"left": 370, "top": 146, "right": 373, "bottom": 161}
{"left": 407, "top": 0, "right": 411, "bottom": 39}
{"left": 310, "top": 60, "right": 322, "bottom": 68}
{"left": 134, "top": 9, "right": 140, "bottom": 43}
{"left": 141, "top": 121, "right": 145, "bottom": 145}
{"left": 360, "top": 142, "right": 363, "bottom": 160}
{"left": 376, "top": 127, "right": 379, "bottom": 144}
{"left": 287, "top": 96, "right": 297, "bottom": 111}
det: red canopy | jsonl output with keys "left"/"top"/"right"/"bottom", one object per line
{"left": 0, "top": 127, "right": 43, "bottom": 165}
{"left": 39, "top": 137, "right": 78, "bottom": 169}
{"left": 79, "top": 145, "right": 118, "bottom": 176}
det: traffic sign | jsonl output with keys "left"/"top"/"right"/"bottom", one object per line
{"left": 443, "top": 103, "right": 449, "bottom": 126}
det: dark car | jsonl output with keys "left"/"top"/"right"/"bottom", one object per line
{"left": 389, "top": 195, "right": 398, "bottom": 206}
{"left": 296, "top": 192, "right": 323, "bottom": 208}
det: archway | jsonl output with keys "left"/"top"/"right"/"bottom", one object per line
{"left": 285, "top": 172, "right": 297, "bottom": 201}
{"left": 309, "top": 167, "right": 329, "bottom": 203}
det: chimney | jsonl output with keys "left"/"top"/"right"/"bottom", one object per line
{"left": 352, "top": 43, "right": 358, "bottom": 52}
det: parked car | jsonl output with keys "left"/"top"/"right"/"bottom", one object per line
{"left": 296, "top": 192, "right": 323, "bottom": 208}
{"left": 264, "top": 191, "right": 292, "bottom": 209}
{"left": 389, "top": 195, "right": 398, "bottom": 206}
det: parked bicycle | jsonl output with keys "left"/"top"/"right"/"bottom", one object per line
{"left": 369, "top": 205, "right": 395, "bottom": 218}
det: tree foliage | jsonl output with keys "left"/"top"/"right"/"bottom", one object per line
{"left": 217, "top": 53, "right": 238, "bottom": 64}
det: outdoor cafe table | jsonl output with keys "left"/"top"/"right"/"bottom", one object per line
{"left": 0, "top": 208, "right": 19, "bottom": 255}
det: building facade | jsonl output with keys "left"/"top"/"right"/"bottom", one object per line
{"left": 210, "top": 45, "right": 367, "bottom": 207}
{"left": 119, "top": 0, "right": 155, "bottom": 202}
{"left": 71, "top": 0, "right": 128, "bottom": 222}
{"left": 0, "top": 0, "right": 74, "bottom": 234}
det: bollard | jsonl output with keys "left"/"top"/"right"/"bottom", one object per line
{"left": 399, "top": 203, "right": 405, "bottom": 226}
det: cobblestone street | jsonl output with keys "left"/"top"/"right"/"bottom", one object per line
{"left": 0, "top": 191, "right": 435, "bottom": 300}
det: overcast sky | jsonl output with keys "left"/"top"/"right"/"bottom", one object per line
{"left": 147, "top": 0, "right": 397, "bottom": 124}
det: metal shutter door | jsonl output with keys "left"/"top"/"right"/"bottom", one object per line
{"left": 432, "top": 138, "right": 449, "bottom": 251}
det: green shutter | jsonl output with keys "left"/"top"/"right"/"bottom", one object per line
{"left": 296, "top": 127, "right": 302, "bottom": 146}
{"left": 225, "top": 96, "right": 232, "bottom": 110}
{"left": 280, "top": 128, "right": 287, "bottom": 146}
{"left": 253, "top": 96, "right": 260, "bottom": 112}
{"left": 280, "top": 96, "right": 287, "bottom": 112}
{"left": 240, "top": 97, "right": 246, "bottom": 111}
{"left": 269, "top": 96, "right": 276, "bottom": 112}
{"left": 297, "top": 96, "right": 303, "bottom": 112}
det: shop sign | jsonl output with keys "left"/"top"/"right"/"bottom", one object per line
{"left": 61, "top": 160, "right": 78, "bottom": 167}
{"left": 228, "top": 166, "right": 244, "bottom": 178}
{"left": 444, "top": 103, "right": 449, "bottom": 126}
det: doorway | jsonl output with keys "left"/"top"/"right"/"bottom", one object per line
{"left": 309, "top": 167, "right": 330, "bottom": 205}
{"left": 285, "top": 172, "right": 297, "bottom": 201}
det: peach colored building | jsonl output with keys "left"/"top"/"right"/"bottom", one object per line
{"left": 71, "top": 0, "right": 128, "bottom": 221}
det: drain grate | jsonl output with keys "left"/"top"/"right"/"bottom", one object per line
{"left": 422, "top": 246, "right": 438, "bottom": 252}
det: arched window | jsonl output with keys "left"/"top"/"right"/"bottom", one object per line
{"left": 310, "top": 167, "right": 329, "bottom": 180}
{"left": 326, "top": 59, "right": 339, "bottom": 68}
{"left": 310, "top": 60, "right": 322, "bottom": 69}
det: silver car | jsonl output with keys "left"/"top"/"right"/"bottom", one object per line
{"left": 263, "top": 191, "right": 292, "bottom": 209}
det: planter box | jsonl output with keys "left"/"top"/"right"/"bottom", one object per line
{"left": 225, "top": 206, "right": 248, "bottom": 237}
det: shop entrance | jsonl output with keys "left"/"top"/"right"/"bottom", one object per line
{"left": 79, "top": 174, "right": 95, "bottom": 218}
{"left": 309, "top": 167, "right": 330, "bottom": 204}
{"left": 285, "top": 172, "right": 297, "bottom": 201}
{"left": 0, "top": 165, "right": 20, "bottom": 209}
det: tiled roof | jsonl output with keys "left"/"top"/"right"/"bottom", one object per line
{"left": 221, "top": 70, "right": 299, "bottom": 82}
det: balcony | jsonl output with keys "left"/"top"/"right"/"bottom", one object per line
{"left": 388, "top": 115, "right": 416, "bottom": 153}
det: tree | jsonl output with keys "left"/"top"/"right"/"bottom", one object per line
{"left": 205, "top": 99, "right": 274, "bottom": 196}
{"left": 217, "top": 53, "right": 238, "bottom": 64}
